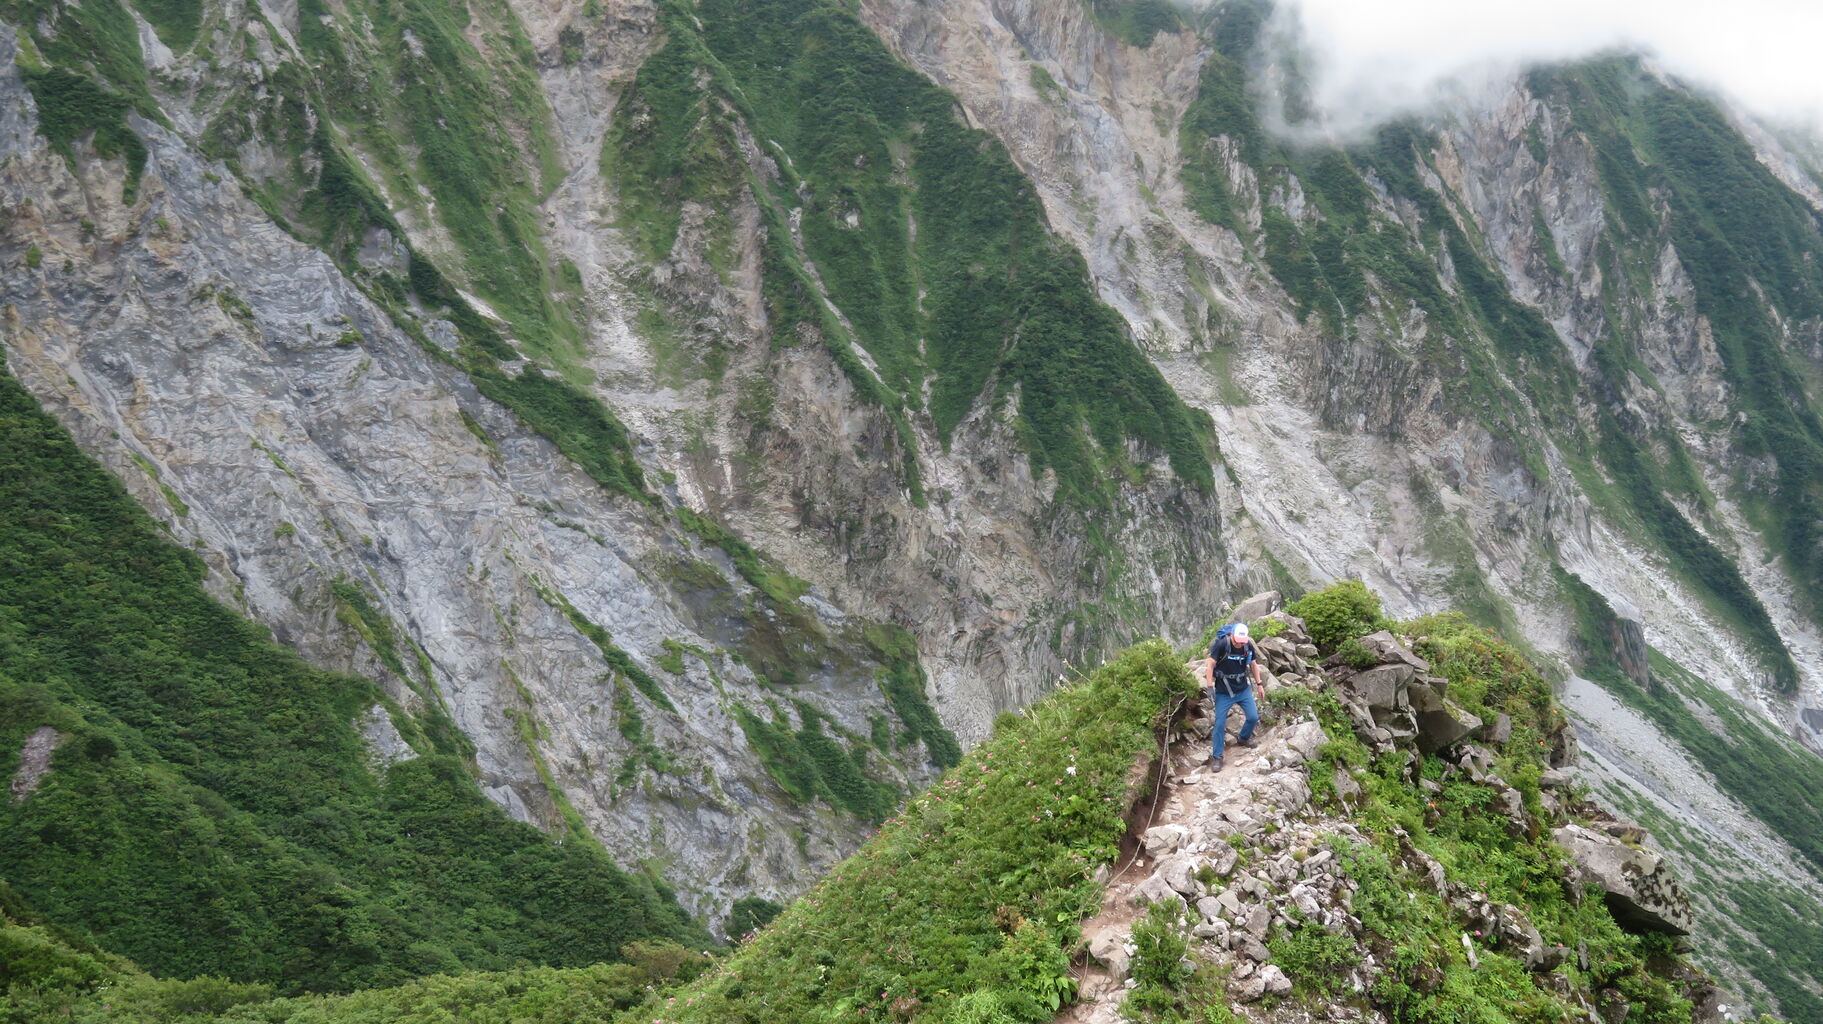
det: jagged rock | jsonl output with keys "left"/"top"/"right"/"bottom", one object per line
{"left": 1460, "top": 931, "right": 1480, "bottom": 968}
{"left": 1295, "top": 642, "right": 1319, "bottom": 658}
{"left": 1272, "top": 773, "right": 1313, "bottom": 814}
{"left": 1498, "top": 788, "right": 1526, "bottom": 824}
{"left": 1234, "top": 975, "right": 1268, "bottom": 1002}
{"left": 1540, "top": 791, "right": 1563, "bottom": 820}
{"left": 1553, "top": 824, "right": 1693, "bottom": 934}
{"left": 1483, "top": 712, "right": 1513, "bottom": 745}
{"left": 1144, "top": 824, "right": 1190, "bottom": 857}
{"left": 1596, "top": 988, "right": 1630, "bottom": 1024}
{"left": 1258, "top": 613, "right": 1310, "bottom": 645}
{"left": 1539, "top": 768, "right": 1573, "bottom": 789}
{"left": 1531, "top": 944, "right": 1573, "bottom": 972}
{"left": 1135, "top": 873, "right": 1186, "bottom": 910}
{"left": 1157, "top": 854, "right": 1200, "bottom": 897}
{"left": 1229, "top": 591, "right": 1282, "bottom": 622}
{"left": 1243, "top": 903, "right": 1271, "bottom": 938}
{"left": 1196, "top": 896, "right": 1223, "bottom": 923}
{"left": 1087, "top": 925, "right": 1131, "bottom": 979}
{"left": 1414, "top": 698, "right": 1483, "bottom": 754}
{"left": 1259, "top": 964, "right": 1293, "bottom": 995}
{"left": 1550, "top": 725, "right": 1580, "bottom": 768}
{"left": 1332, "top": 767, "right": 1362, "bottom": 802}
{"left": 1204, "top": 842, "right": 1239, "bottom": 877}
{"left": 1282, "top": 719, "right": 1327, "bottom": 762}
{"left": 1233, "top": 934, "right": 1271, "bottom": 963}
{"left": 1343, "top": 662, "right": 1414, "bottom": 709}
{"left": 1406, "top": 679, "right": 1443, "bottom": 713}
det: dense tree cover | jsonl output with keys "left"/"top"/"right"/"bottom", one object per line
{"left": 0, "top": 364, "right": 705, "bottom": 995}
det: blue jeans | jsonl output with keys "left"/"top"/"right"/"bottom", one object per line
{"left": 1209, "top": 683, "right": 1258, "bottom": 758}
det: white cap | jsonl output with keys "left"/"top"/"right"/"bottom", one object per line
{"left": 1231, "top": 622, "right": 1250, "bottom": 639}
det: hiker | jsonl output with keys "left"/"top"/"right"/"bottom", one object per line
{"left": 1202, "top": 622, "right": 1261, "bottom": 772}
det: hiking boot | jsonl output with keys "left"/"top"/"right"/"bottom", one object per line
{"left": 1208, "top": 755, "right": 1224, "bottom": 773}
{"left": 1234, "top": 735, "right": 1256, "bottom": 749}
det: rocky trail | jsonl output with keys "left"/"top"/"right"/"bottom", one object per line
{"left": 1056, "top": 610, "right": 1712, "bottom": 1024}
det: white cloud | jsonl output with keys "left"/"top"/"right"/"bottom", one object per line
{"left": 1262, "top": 0, "right": 1823, "bottom": 137}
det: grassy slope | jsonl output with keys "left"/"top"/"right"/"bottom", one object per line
{"left": 0, "top": 363, "right": 705, "bottom": 996}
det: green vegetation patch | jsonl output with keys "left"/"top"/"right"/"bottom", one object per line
{"left": 1263, "top": 604, "right": 1693, "bottom": 1024}
{"left": 1082, "top": 0, "right": 1183, "bottom": 47}
{"left": 862, "top": 623, "right": 962, "bottom": 768}
{"left": 0, "top": 362, "right": 704, "bottom": 995}
{"left": 19, "top": 67, "right": 147, "bottom": 202}
{"left": 0, "top": 921, "right": 711, "bottom": 1024}
{"left": 733, "top": 701, "right": 898, "bottom": 822}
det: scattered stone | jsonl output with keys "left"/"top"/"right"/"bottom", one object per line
{"left": 1157, "top": 854, "right": 1200, "bottom": 897}
{"left": 1460, "top": 931, "right": 1480, "bottom": 968}
{"left": 1483, "top": 712, "right": 1513, "bottom": 745}
{"left": 1205, "top": 842, "right": 1239, "bottom": 877}
{"left": 1234, "top": 975, "right": 1268, "bottom": 1002}
{"left": 1135, "top": 873, "right": 1186, "bottom": 910}
{"left": 1088, "top": 925, "right": 1130, "bottom": 979}
{"left": 1244, "top": 903, "right": 1271, "bottom": 939}
{"left": 1215, "top": 889, "right": 1243, "bottom": 919}
{"left": 1234, "top": 934, "right": 1271, "bottom": 963}
{"left": 1539, "top": 768, "right": 1573, "bottom": 789}
{"left": 1259, "top": 964, "right": 1293, "bottom": 995}
{"left": 1144, "top": 824, "right": 1190, "bottom": 857}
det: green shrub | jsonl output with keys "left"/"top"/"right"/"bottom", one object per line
{"left": 1287, "top": 580, "right": 1386, "bottom": 653}
{"left": 1268, "top": 923, "right": 1355, "bottom": 997}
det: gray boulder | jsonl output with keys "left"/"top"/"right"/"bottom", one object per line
{"left": 1553, "top": 824, "right": 1693, "bottom": 935}
{"left": 1345, "top": 663, "right": 1414, "bottom": 710}
{"left": 1414, "top": 698, "right": 1483, "bottom": 755}
{"left": 1228, "top": 591, "right": 1283, "bottom": 623}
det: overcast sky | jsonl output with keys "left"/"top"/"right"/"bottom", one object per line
{"left": 1270, "top": 0, "right": 1823, "bottom": 136}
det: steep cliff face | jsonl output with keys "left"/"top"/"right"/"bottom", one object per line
{"left": 0, "top": 14, "right": 953, "bottom": 929}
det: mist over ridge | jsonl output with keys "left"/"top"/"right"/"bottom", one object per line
{"left": 1219, "top": 0, "right": 1823, "bottom": 142}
